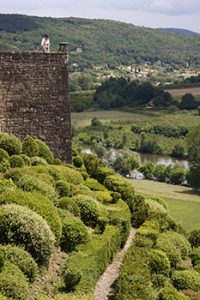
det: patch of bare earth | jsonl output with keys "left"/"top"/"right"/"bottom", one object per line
{"left": 29, "top": 248, "right": 68, "bottom": 300}
{"left": 94, "top": 228, "right": 136, "bottom": 300}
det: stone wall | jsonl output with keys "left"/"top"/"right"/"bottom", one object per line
{"left": 0, "top": 52, "right": 71, "bottom": 162}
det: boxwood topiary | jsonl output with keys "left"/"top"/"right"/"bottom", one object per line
{"left": 22, "top": 135, "right": 39, "bottom": 157}
{"left": 0, "top": 190, "right": 62, "bottom": 242}
{"left": 9, "top": 155, "right": 25, "bottom": 168}
{"left": 172, "top": 270, "right": 200, "bottom": 291}
{"left": 85, "top": 178, "right": 106, "bottom": 191}
{"left": 149, "top": 249, "right": 170, "bottom": 276}
{"left": 157, "top": 285, "right": 190, "bottom": 300}
{"left": 60, "top": 213, "right": 89, "bottom": 252}
{"left": 0, "top": 159, "right": 10, "bottom": 173}
{"left": 72, "top": 194, "right": 101, "bottom": 227}
{"left": 0, "top": 254, "right": 4, "bottom": 272}
{"left": 0, "top": 244, "right": 38, "bottom": 282}
{"left": 0, "top": 132, "right": 22, "bottom": 155}
{"left": 59, "top": 197, "right": 80, "bottom": 217}
{"left": 55, "top": 180, "right": 70, "bottom": 197}
{"left": 63, "top": 264, "right": 82, "bottom": 292}
{"left": 73, "top": 156, "right": 83, "bottom": 168}
{"left": 0, "top": 149, "right": 9, "bottom": 162}
{"left": 30, "top": 156, "right": 48, "bottom": 166}
{"left": 189, "top": 230, "right": 200, "bottom": 248}
{"left": 0, "top": 204, "right": 55, "bottom": 266}
{"left": 0, "top": 263, "right": 29, "bottom": 300}
{"left": 35, "top": 139, "right": 54, "bottom": 164}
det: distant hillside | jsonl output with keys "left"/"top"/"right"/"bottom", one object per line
{"left": 1, "top": 14, "right": 200, "bottom": 67}
{"left": 158, "top": 27, "right": 200, "bottom": 37}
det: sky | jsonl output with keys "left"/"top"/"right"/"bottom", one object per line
{"left": 1, "top": 0, "right": 200, "bottom": 33}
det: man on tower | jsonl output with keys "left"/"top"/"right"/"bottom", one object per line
{"left": 41, "top": 34, "right": 50, "bottom": 53}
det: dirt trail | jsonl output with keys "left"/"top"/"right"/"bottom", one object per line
{"left": 94, "top": 228, "right": 136, "bottom": 300}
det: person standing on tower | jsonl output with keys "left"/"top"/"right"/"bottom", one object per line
{"left": 41, "top": 34, "right": 50, "bottom": 53}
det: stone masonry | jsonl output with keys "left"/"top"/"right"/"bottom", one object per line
{"left": 0, "top": 52, "right": 71, "bottom": 162}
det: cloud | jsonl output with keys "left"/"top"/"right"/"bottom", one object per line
{"left": 97, "top": 0, "right": 200, "bottom": 15}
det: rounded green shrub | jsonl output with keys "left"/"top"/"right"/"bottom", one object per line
{"left": 60, "top": 214, "right": 89, "bottom": 252}
{"left": 149, "top": 249, "right": 170, "bottom": 276}
{"left": 49, "top": 165, "right": 84, "bottom": 185}
{"left": 80, "top": 171, "right": 88, "bottom": 181}
{"left": 59, "top": 197, "right": 80, "bottom": 217}
{"left": 0, "top": 190, "right": 62, "bottom": 242}
{"left": 0, "top": 245, "right": 38, "bottom": 282}
{"left": 31, "top": 156, "right": 48, "bottom": 166}
{"left": 189, "top": 230, "right": 200, "bottom": 248}
{"left": 0, "top": 263, "right": 29, "bottom": 300}
{"left": 0, "top": 254, "right": 4, "bottom": 272}
{"left": 134, "top": 235, "right": 155, "bottom": 248}
{"left": 157, "top": 285, "right": 190, "bottom": 300}
{"left": 19, "top": 154, "right": 31, "bottom": 165}
{"left": 72, "top": 194, "right": 101, "bottom": 227}
{"left": 111, "top": 192, "right": 121, "bottom": 204}
{"left": 0, "top": 179, "right": 15, "bottom": 194}
{"left": 0, "top": 159, "right": 10, "bottom": 173}
{"left": 73, "top": 156, "right": 83, "bottom": 168}
{"left": 172, "top": 270, "right": 200, "bottom": 291}
{"left": 190, "top": 247, "right": 200, "bottom": 266}
{"left": 55, "top": 180, "right": 70, "bottom": 197}
{"left": 0, "top": 133, "right": 22, "bottom": 155}
{"left": 22, "top": 135, "right": 39, "bottom": 157}
{"left": 85, "top": 178, "right": 106, "bottom": 191}
{"left": 0, "top": 293, "right": 8, "bottom": 300}
{"left": 0, "top": 149, "right": 9, "bottom": 162}
{"left": 9, "top": 155, "right": 24, "bottom": 168}
{"left": 35, "top": 139, "right": 54, "bottom": 164}
{"left": 95, "top": 166, "right": 115, "bottom": 184}
{"left": 53, "top": 158, "right": 62, "bottom": 165}
{"left": 63, "top": 264, "right": 82, "bottom": 292}
{"left": 151, "top": 274, "right": 170, "bottom": 289}
{"left": 0, "top": 204, "right": 55, "bottom": 266}
{"left": 194, "top": 264, "right": 200, "bottom": 274}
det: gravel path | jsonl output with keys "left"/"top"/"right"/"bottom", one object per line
{"left": 94, "top": 228, "right": 136, "bottom": 300}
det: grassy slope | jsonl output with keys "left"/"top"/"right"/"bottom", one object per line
{"left": 131, "top": 179, "right": 200, "bottom": 232}
{"left": 1, "top": 14, "right": 200, "bottom": 66}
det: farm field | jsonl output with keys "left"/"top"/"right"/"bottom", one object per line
{"left": 166, "top": 86, "right": 200, "bottom": 96}
{"left": 131, "top": 179, "right": 200, "bottom": 231}
{"left": 71, "top": 110, "right": 161, "bottom": 127}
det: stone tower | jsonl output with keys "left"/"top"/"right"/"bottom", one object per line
{"left": 0, "top": 52, "right": 71, "bottom": 162}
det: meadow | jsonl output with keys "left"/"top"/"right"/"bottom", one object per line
{"left": 131, "top": 179, "right": 200, "bottom": 232}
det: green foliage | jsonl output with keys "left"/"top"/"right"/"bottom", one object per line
{"left": 0, "top": 159, "right": 10, "bottom": 173}
{"left": 73, "top": 156, "right": 83, "bottom": 168}
{"left": 114, "top": 246, "right": 155, "bottom": 300}
{"left": 172, "top": 270, "right": 200, "bottom": 291}
{"left": 0, "top": 149, "right": 9, "bottom": 162}
{"left": 136, "top": 220, "right": 160, "bottom": 245}
{"left": 55, "top": 180, "right": 70, "bottom": 197}
{"left": 0, "top": 254, "right": 4, "bottom": 272}
{"left": 0, "top": 189, "right": 62, "bottom": 242}
{"left": 189, "top": 230, "right": 200, "bottom": 248}
{"left": 0, "top": 263, "right": 29, "bottom": 300}
{"left": 22, "top": 135, "right": 39, "bottom": 157}
{"left": 53, "top": 157, "right": 62, "bottom": 165}
{"left": 190, "top": 247, "right": 200, "bottom": 266}
{"left": 59, "top": 197, "right": 80, "bottom": 217}
{"left": 60, "top": 213, "right": 89, "bottom": 252}
{"left": 0, "top": 132, "right": 22, "bottom": 155}
{"left": 30, "top": 156, "right": 48, "bottom": 166}
{"left": 157, "top": 234, "right": 182, "bottom": 267}
{"left": 83, "top": 154, "right": 105, "bottom": 178}
{"left": 179, "top": 93, "right": 199, "bottom": 110}
{"left": 130, "top": 194, "right": 149, "bottom": 227}
{"left": 0, "top": 204, "right": 55, "bottom": 266}
{"left": 48, "top": 165, "right": 84, "bottom": 185}
{"left": 85, "top": 178, "right": 106, "bottom": 191}
{"left": 0, "top": 178, "right": 15, "bottom": 194}
{"left": 66, "top": 225, "right": 122, "bottom": 293}
{"left": 157, "top": 286, "right": 190, "bottom": 300}
{"left": 94, "top": 166, "right": 115, "bottom": 184}
{"left": 0, "top": 244, "right": 38, "bottom": 282}
{"left": 149, "top": 249, "right": 170, "bottom": 276}
{"left": 63, "top": 265, "right": 83, "bottom": 292}
{"left": 187, "top": 165, "right": 200, "bottom": 190}
{"left": 72, "top": 194, "right": 101, "bottom": 227}
{"left": 35, "top": 139, "right": 54, "bottom": 164}
{"left": 9, "top": 154, "right": 25, "bottom": 168}
{"left": 151, "top": 274, "right": 170, "bottom": 289}
{"left": 0, "top": 293, "right": 7, "bottom": 300}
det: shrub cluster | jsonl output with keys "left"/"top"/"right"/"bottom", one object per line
{"left": 172, "top": 270, "right": 200, "bottom": 291}
{"left": 0, "top": 132, "right": 22, "bottom": 155}
{"left": 59, "top": 197, "right": 80, "bottom": 217}
{"left": 55, "top": 180, "right": 70, "bottom": 197}
{"left": 0, "top": 204, "right": 55, "bottom": 266}
{"left": 149, "top": 249, "right": 170, "bottom": 276}
{"left": 9, "top": 155, "right": 25, "bottom": 168}
{"left": 0, "top": 244, "right": 38, "bottom": 282}
{"left": 157, "top": 286, "right": 190, "bottom": 300}
{"left": 35, "top": 138, "right": 54, "bottom": 164}
{"left": 60, "top": 213, "right": 89, "bottom": 252}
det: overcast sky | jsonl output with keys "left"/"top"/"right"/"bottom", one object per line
{"left": 1, "top": 0, "right": 200, "bottom": 33}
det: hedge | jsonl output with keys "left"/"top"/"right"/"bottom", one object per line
{"left": 0, "top": 132, "right": 22, "bottom": 155}
{"left": 191, "top": 247, "right": 200, "bottom": 266}
{"left": 172, "top": 270, "right": 200, "bottom": 291}
{"left": 149, "top": 249, "right": 170, "bottom": 276}
{"left": 0, "top": 190, "right": 62, "bottom": 242}
{"left": 114, "top": 246, "right": 156, "bottom": 300}
{"left": 0, "top": 263, "right": 29, "bottom": 300}
{"left": 72, "top": 195, "right": 102, "bottom": 227}
{"left": 189, "top": 230, "right": 200, "bottom": 248}
{"left": 35, "top": 138, "right": 54, "bottom": 164}
{"left": 0, "top": 244, "right": 38, "bottom": 282}
{"left": 85, "top": 178, "right": 106, "bottom": 191}
{"left": 136, "top": 220, "right": 160, "bottom": 245}
{"left": 157, "top": 286, "right": 190, "bottom": 300}
{"left": 65, "top": 225, "right": 122, "bottom": 294}
{"left": 48, "top": 166, "right": 84, "bottom": 185}
{"left": 59, "top": 197, "right": 80, "bottom": 217}
{"left": 60, "top": 213, "right": 89, "bottom": 252}
{"left": 0, "top": 204, "right": 55, "bottom": 266}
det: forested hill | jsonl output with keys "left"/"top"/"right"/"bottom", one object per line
{"left": 1, "top": 14, "right": 200, "bottom": 67}
{"left": 158, "top": 28, "right": 200, "bottom": 37}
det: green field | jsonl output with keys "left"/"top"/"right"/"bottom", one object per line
{"left": 72, "top": 110, "right": 164, "bottom": 127}
{"left": 131, "top": 179, "right": 200, "bottom": 232}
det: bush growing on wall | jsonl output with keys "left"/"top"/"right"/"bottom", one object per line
{"left": 0, "top": 204, "right": 55, "bottom": 266}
